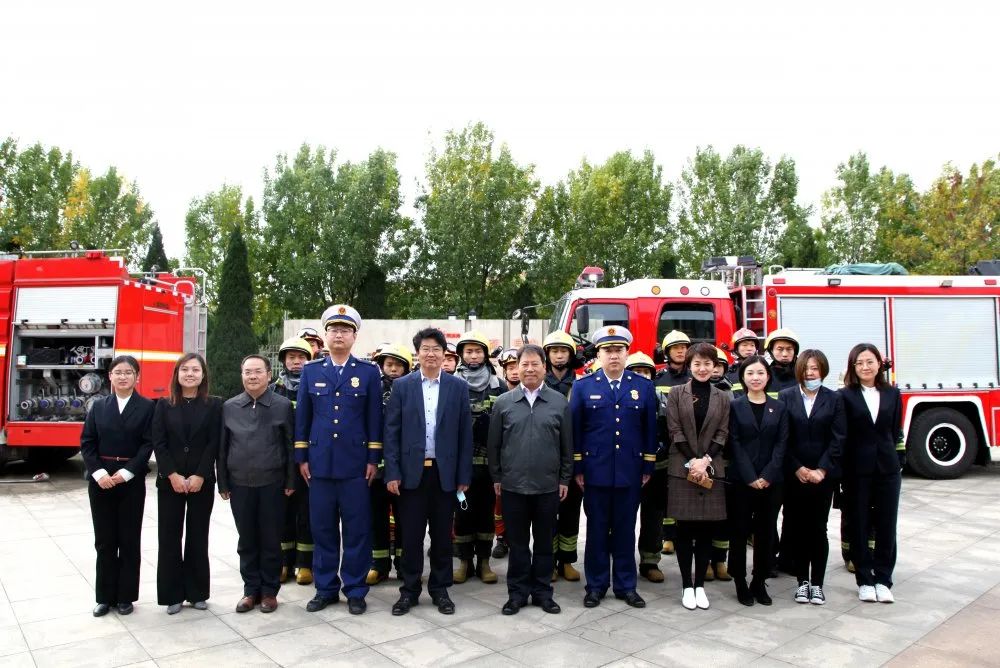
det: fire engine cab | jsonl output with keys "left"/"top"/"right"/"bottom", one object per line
{"left": 549, "top": 259, "right": 1000, "bottom": 480}
{"left": 0, "top": 248, "right": 207, "bottom": 467}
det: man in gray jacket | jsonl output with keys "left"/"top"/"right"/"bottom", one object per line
{"left": 219, "top": 354, "right": 296, "bottom": 614}
{"left": 487, "top": 344, "right": 573, "bottom": 616}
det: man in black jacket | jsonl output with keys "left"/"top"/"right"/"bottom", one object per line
{"left": 219, "top": 354, "right": 296, "bottom": 614}
{"left": 488, "top": 344, "right": 573, "bottom": 615}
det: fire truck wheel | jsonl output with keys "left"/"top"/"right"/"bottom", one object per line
{"left": 26, "top": 447, "right": 81, "bottom": 469}
{"left": 906, "top": 408, "right": 978, "bottom": 480}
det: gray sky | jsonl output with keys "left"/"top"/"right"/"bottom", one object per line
{"left": 3, "top": 1, "right": 998, "bottom": 258}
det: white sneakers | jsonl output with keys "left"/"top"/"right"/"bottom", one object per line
{"left": 681, "top": 588, "right": 696, "bottom": 610}
{"left": 858, "top": 585, "right": 877, "bottom": 602}
{"left": 875, "top": 584, "right": 894, "bottom": 603}
{"left": 794, "top": 581, "right": 811, "bottom": 604}
{"left": 694, "top": 587, "right": 710, "bottom": 609}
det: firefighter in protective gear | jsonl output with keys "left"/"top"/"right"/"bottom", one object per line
{"left": 711, "top": 347, "right": 734, "bottom": 395}
{"left": 654, "top": 330, "right": 691, "bottom": 556}
{"left": 297, "top": 327, "right": 325, "bottom": 359}
{"left": 726, "top": 328, "right": 759, "bottom": 395}
{"left": 491, "top": 347, "right": 520, "bottom": 559}
{"left": 628, "top": 351, "right": 668, "bottom": 582}
{"left": 498, "top": 348, "right": 519, "bottom": 391}
{"left": 765, "top": 328, "right": 799, "bottom": 393}
{"left": 271, "top": 337, "right": 316, "bottom": 585}
{"left": 442, "top": 342, "right": 459, "bottom": 374}
{"left": 453, "top": 331, "right": 503, "bottom": 584}
{"left": 765, "top": 328, "right": 799, "bottom": 575}
{"left": 366, "top": 344, "right": 412, "bottom": 585}
{"left": 544, "top": 330, "right": 584, "bottom": 582}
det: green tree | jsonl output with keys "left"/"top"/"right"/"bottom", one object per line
{"left": 776, "top": 216, "right": 821, "bottom": 268}
{"left": 261, "top": 145, "right": 412, "bottom": 321}
{"left": 0, "top": 138, "right": 75, "bottom": 251}
{"left": 206, "top": 226, "right": 257, "bottom": 398}
{"left": 142, "top": 223, "right": 170, "bottom": 272}
{"left": 523, "top": 150, "right": 673, "bottom": 312}
{"left": 406, "top": 123, "right": 537, "bottom": 318}
{"left": 908, "top": 159, "right": 1000, "bottom": 274}
{"left": 184, "top": 185, "right": 261, "bottom": 306}
{"left": 674, "top": 146, "right": 808, "bottom": 276}
{"left": 58, "top": 166, "right": 156, "bottom": 265}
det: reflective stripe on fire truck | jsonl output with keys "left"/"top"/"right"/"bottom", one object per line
{"left": 113, "top": 349, "right": 183, "bottom": 363}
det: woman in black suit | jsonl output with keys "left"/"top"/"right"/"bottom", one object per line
{"left": 778, "top": 350, "right": 845, "bottom": 606}
{"left": 839, "top": 343, "right": 903, "bottom": 604}
{"left": 153, "top": 353, "right": 223, "bottom": 614}
{"left": 80, "top": 355, "right": 155, "bottom": 617}
{"left": 726, "top": 356, "right": 787, "bottom": 607}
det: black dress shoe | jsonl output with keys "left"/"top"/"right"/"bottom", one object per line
{"left": 348, "top": 597, "right": 367, "bottom": 615}
{"left": 306, "top": 594, "right": 339, "bottom": 612}
{"left": 583, "top": 591, "right": 603, "bottom": 608}
{"left": 734, "top": 579, "right": 755, "bottom": 606}
{"left": 392, "top": 595, "right": 417, "bottom": 616}
{"left": 751, "top": 580, "right": 772, "bottom": 606}
{"left": 116, "top": 602, "right": 134, "bottom": 615}
{"left": 93, "top": 603, "right": 110, "bottom": 617}
{"left": 501, "top": 598, "right": 523, "bottom": 615}
{"left": 533, "top": 598, "right": 561, "bottom": 614}
{"left": 615, "top": 591, "right": 646, "bottom": 609}
{"left": 432, "top": 594, "right": 455, "bottom": 614}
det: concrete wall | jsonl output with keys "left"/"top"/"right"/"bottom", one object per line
{"left": 284, "top": 318, "right": 552, "bottom": 357}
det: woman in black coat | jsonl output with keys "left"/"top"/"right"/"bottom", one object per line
{"left": 778, "top": 349, "right": 845, "bottom": 606}
{"left": 153, "top": 353, "right": 223, "bottom": 614}
{"left": 727, "top": 356, "right": 787, "bottom": 607}
{"left": 839, "top": 343, "right": 903, "bottom": 604}
{"left": 80, "top": 355, "right": 155, "bottom": 617}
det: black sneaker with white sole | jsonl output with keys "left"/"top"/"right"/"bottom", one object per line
{"left": 794, "top": 581, "right": 811, "bottom": 604}
{"left": 809, "top": 585, "right": 826, "bottom": 605}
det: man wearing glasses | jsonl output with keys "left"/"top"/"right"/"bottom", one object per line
{"left": 383, "top": 328, "right": 473, "bottom": 616}
{"left": 295, "top": 305, "right": 383, "bottom": 615}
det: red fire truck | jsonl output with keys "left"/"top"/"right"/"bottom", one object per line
{"left": 0, "top": 248, "right": 206, "bottom": 467}
{"left": 548, "top": 260, "right": 1000, "bottom": 479}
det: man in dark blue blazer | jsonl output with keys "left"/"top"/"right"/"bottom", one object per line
{"left": 384, "top": 327, "right": 473, "bottom": 616}
{"left": 571, "top": 326, "right": 658, "bottom": 609}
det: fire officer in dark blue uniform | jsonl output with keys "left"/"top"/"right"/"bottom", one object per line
{"left": 571, "top": 326, "right": 658, "bottom": 609}
{"left": 295, "top": 304, "right": 383, "bottom": 616}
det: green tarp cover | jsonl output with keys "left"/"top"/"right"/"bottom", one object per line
{"left": 820, "top": 263, "right": 909, "bottom": 276}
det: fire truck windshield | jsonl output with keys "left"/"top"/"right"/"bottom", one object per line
{"left": 569, "top": 303, "right": 629, "bottom": 338}
{"left": 549, "top": 295, "right": 570, "bottom": 334}
{"left": 657, "top": 303, "right": 715, "bottom": 345}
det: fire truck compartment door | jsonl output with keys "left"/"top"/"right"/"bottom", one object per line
{"left": 893, "top": 297, "right": 999, "bottom": 389}
{"left": 15, "top": 286, "right": 119, "bottom": 325}
{"left": 778, "top": 297, "right": 888, "bottom": 389}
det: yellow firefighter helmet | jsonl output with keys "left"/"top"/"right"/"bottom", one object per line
{"left": 278, "top": 337, "right": 314, "bottom": 363}
{"left": 456, "top": 330, "right": 491, "bottom": 358}
{"left": 661, "top": 329, "right": 691, "bottom": 352}
{"left": 374, "top": 344, "right": 413, "bottom": 373}
{"left": 765, "top": 328, "right": 800, "bottom": 355}
{"left": 625, "top": 352, "right": 656, "bottom": 373}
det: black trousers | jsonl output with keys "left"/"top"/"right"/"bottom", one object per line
{"left": 637, "top": 468, "right": 668, "bottom": 566}
{"left": 844, "top": 472, "right": 900, "bottom": 588}
{"left": 370, "top": 477, "right": 400, "bottom": 573}
{"left": 503, "top": 489, "right": 559, "bottom": 602}
{"left": 454, "top": 466, "right": 495, "bottom": 560}
{"left": 157, "top": 484, "right": 214, "bottom": 605}
{"left": 281, "top": 472, "right": 313, "bottom": 569}
{"left": 397, "top": 461, "right": 454, "bottom": 599}
{"left": 783, "top": 478, "right": 834, "bottom": 586}
{"left": 89, "top": 473, "right": 146, "bottom": 605}
{"left": 230, "top": 482, "right": 285, "bottom": 598}
{"left": 555, "top": 478, "right": 583, "bottom": 563}
{"left": 675, "top": 520, "right": 718, "bottom": 588}
{"left": 727, "top": 483, "right": 781, "bottom": 582}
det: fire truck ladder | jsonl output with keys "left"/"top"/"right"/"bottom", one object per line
{"left": 701, "top": 256, "right": 766, "bottom": 336}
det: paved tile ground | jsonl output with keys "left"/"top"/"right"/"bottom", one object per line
{"left": 2, "top": 457, "right": 1000, "bottom": 667}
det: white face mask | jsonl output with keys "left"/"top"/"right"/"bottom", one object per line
{"left": 803, "top": 378, "right": 823, "bottom": 392}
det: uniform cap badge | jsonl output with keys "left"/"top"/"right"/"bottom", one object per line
{"left": 338, "top": 306, "right": 347, "bottom": 315}
{"left": 608, "top": 327, "right": 616, "bottom": 335}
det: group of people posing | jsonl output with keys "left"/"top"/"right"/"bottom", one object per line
{"left": 80, "top": 304, "right": 903, "bottom": 621}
